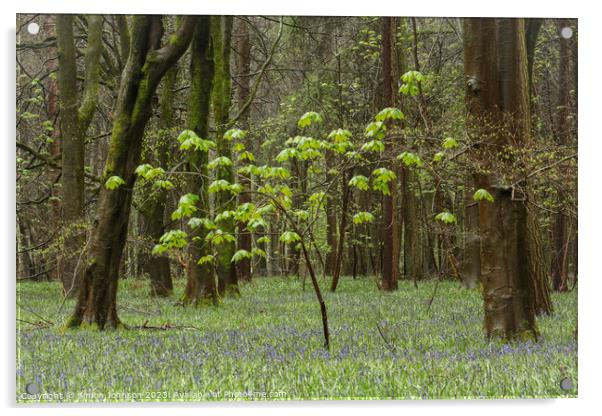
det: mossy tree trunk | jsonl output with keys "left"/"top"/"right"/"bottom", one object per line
{"left": 67, "top": 15, "right": 197, "bottom": 329}
{"left": 183, "top": 16, "right": 218, "bottom": 305}
{"left": 56, "top": 15, "right": 103, "bottom": 297}
{"left": 211, "top": 15, "right": 239, "bottom": 296}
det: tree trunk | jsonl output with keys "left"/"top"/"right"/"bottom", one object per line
{"left": 380, "top": 16, "right": 399, "bottom": 291}
{"left": 551, "top": 18, "right": 571, "bottom": 292}
{"left": 330, "top": 171, "right": 350, "bottom": 292}
{"left": 234, "top": 16, "right": 253, "bottom": 282}
{"left": 67, "top": 16, "right": 197, "bottom": 329}
{"left": 183, "top": 16, "right": 218, "bottom": 305}
{"left": 56, "top": 15, "right": 103, "bottom": 297}
{"left": 464, "top": 17, "right": 551, "bottom": 339}
{"left": 402, "top": 168, "right": 424, "bottom": 285}
{"left": 212, "top": 15, "right": 239, "bottom": 296}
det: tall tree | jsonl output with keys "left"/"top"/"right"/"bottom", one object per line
{"left": 464, "top": 17, "right": 551, "bottom": 340}
{"left": 211, "top": 15, "right": 239, "bottom": 295}
{"left": 550, "top": 18, "right": 571, "bottom": 292}
{"left": 56, "top": 14, "right": 103, "bottom": 297}
{"left": 183, "top": 16, "right": 218, "bottom": 305}
{"left": 234, "top": 16, "right": 253, "bottom": 282}
{"left": 380, "top": 16, "right": 399, "bottom": 291}
{"left": 139, "top": 58, "right": 177, "bottom": 297}
{"left": 66, "top": 15, "right": 197, "bottom": 329}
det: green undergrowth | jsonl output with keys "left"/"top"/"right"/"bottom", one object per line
{"left": 16, "top": 276, "right": 577, "bottom": 402}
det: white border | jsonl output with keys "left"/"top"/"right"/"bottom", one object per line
{"left": 3, "top": 1, "right": 599, "bottom": 415}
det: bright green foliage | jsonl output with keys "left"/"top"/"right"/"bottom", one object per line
{"left": 223, "top": 128, "right": 247, "bottom": 141}
{"left": 279, "top": 231, "right": 301, "bottom": 244}
{"left": 152, "top": 229, "right": 188, "bottom": 255}
{"left": 188, "top": 217, "right": 216, "bottom": 230}
{"left": 328, "top": 128, "right": 352, "bottom": 143}
{"left": 442, "top": 137, "right": 459, "bottom": 150}
{"left": 361, "top": 140, "right": 385, "bottom": 153}
{"left": 171, "top": 193, "right": 199, "bottom": 220}
{"left": 353, "top": 211, "right": 375, "bottom": 224}
{"left": 397, "top": 151, "right": 423, "bottom": 168}
{"left": 435, "top": 211, "right": 457, "bottom": 224}
{"left": 205, "top": 229, "right": 236, "bottom": 245}
{"left": 372, "top": 168, "right": 396, "bottom": 195}
{"left": 105, "top": 175, "right": 125, "bottom": 190}
{"left": 256, "top": 236, "right": 271, "bottom": 244}
{"left": 177, "top": 129, "right": 216, "bottom": 152}
{"left": 247, "top": 217, "right": 268, "bottom": 232}
{"left": 297, "top": 111, "right": 323, "bottom": 128}
{"left": 433, "top": 151, "right": 445, "bottom": 162}
{"left": 152, "top": 179, "right": 175, "bottom": 190}
{"left": 135, "top": 164, "right": 166, "bottom": 181}
{"left": 375, "top": 107, "right": 404, "bottom": 122}
{"left": 349, "top": 175, "right": 370, "bottom": 191}
{"left": 251, "top": 247, "right": 267, "bottom": 258}
{"left": 237, "top": 151, "right": 255, "bottom": 162}
{"left": 364, "top": 121, "right": 386, "bottom": 139}
{"left": 215, "top": 210, "right": 236, "bottom": 223}
{"left": 231, "top": 249, "right": 253, "bottom": 263}
{"left": 298, "top": 148, "right": 323, "bottom": 161}
{"left": 293, "top": 209, "right": 310, "bottom": 221}
{"left": 399, "top": 70, "right": 424, "bottom": 96}
{"left": 197, "top": 254, "right": 215, "bottom": 265}
{"left": 234, "top": 202, "right": 256, "bottom": 223}
{"left": 473, "top": 188, "right": 495, "bottom": 203}
{"left": 307, "top": 191, "right": 327, "bottom": 208}
{"left": 207, "top": 156, "right": 233, "bottom": 169}
{"left": 275, "top": 147, "right": 300, "bottom": 162}
{"left": 208, "top": 179, "right": 240, "bottom": 194}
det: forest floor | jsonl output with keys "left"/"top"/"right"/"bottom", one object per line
{"left": 16, "top": 276, "right": 577, "bottom": 402}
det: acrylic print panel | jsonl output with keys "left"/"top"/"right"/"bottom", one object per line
{"left": 15, "top": 14, "right": 578, "bottom": 403}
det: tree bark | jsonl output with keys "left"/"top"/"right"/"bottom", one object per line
{"left": 56, "top": 14, "right": 103, "bottom": 297}
{"left": 234, "top": 16, "right": 253, "bottom": 282}
{"left": 551, "top": 18, "right": 571, "bottom": 292}
{"left": 380, "top": 16, "right": 399, "bottom": 291}
{"left": 211, "top": 16, "right": 239, "bottom": 296}
{"left": 183, "top": 16, "right": 218, "bottom": 305}
{"left": 464, "top": 18, "right": 551, "bottom": 339}
{"left": 141, "top": 54, "right": 176, "bottom": 297}
{"left": 67, "top": 15, "right": 197, "bottom": 329}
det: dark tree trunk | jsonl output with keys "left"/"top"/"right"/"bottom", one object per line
{"left": 380, "top": 16, "right": 399, "bottom": 291}
{"left": 551, "top": 18, "right": 571, "bottom": 292}
{"left": 212, "top": 16, "right": 239, "bottom": 296}
{"left": 67, "top": 16, "right": 197, "bottom": 329}
{"left": 143, "top": 58, "right": 176, "bottom": 297}
{"left": 330, "top": 171, "right": 350, "bottom": 292}
{"left": 234, "top": 16, "right": 253, "bottom": 282}
{"left": 183, "top": 16, "right": 218, "bottom": 305}
{"left": 464, "top": 18, "right": 551, "bottom": 339}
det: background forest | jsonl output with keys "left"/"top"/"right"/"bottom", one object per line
{"left": 16, "top": 14, "right": 577, "bottom": 401}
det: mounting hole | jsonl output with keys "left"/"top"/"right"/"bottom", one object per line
{"left": 27, "top": 22, "right": 40, "bottom": 35}
{"left": 560, "top": 377, "right": 573, "bottom": 391}
{"left": 560, "top": 26, "right": 573, "bottom": 39}
{"left": 25, "top": 382, "right": 39, "bottom": 395}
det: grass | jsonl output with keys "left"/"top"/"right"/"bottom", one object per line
{"left": 16, "top": 276, "right": 577, "bottom": 402}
